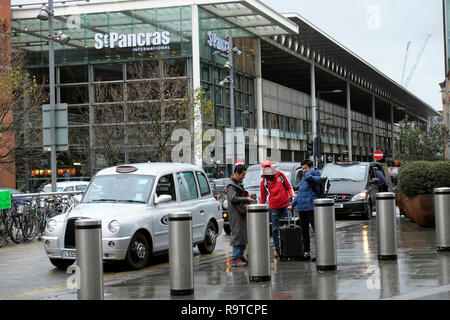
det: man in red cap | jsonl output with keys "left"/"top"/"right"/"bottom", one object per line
{"left": 259, "top": 160, "right": 294, "bottom": 259}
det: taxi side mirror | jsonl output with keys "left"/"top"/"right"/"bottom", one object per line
{"left": 155, "top": 194, "right": 172, "bottom": 204}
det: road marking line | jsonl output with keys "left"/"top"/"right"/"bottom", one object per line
{"left": 0, "top": 242, "right": 42, "bottom": 253}
{"left": 6, "top": 284, "right": 68, "bottom": 299}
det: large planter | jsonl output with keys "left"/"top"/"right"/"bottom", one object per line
{"left": 405, "top": 194, "right": 435, "bottom": 228}
{"left": 396, "top": 189, "right": 408, "bottom": 216}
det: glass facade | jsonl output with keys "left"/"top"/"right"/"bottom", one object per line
{"left": 12, "top": 6, "right": 193, "bottom": 190}
{"left": 12, "top": 6, "right": 193, "bottom": 66}
{"left": 10, "top": 2, "right": 400, "bottom": 186}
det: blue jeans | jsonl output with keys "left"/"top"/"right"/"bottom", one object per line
{"left": 231, "top": 245, "right": 246, "bottom": 260}
{"left": 270, "top": 206, "right": 288, "bottom": 254}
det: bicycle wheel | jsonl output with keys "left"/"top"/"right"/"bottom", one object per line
{"left": 0, "top": 217, "right": 7, "bottom": 247}
{"left": 10, "top": 218, "right": 24, "bottom": 244}
{"left": 22, "top": 212, "right": 37, "bottom": 242}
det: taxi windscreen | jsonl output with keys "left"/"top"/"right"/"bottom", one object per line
{"left": 82, "top": 175, "right": 155, "bottom": 203}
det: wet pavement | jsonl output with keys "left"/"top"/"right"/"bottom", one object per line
{"left": 31, "top": 215, "right": 450, "bottom": 300}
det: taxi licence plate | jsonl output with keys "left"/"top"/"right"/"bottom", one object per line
{"left": 62, "top": 250, "right": 77, "bottom": 259}
{"left": 334, "top": 203, "right": 344, "bottom": 209}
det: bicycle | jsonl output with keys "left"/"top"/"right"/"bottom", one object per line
{"left": 8, "top": 200, "right": 36, "bottom": 243}
{"left": 0, "top": 209, "right": 8, "bottom": 247}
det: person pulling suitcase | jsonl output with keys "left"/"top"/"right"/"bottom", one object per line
{"left": 259, "top": 160, "right": 294, "bottom": 259}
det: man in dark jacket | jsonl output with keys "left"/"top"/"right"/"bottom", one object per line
{"left": 288, "top": 159, "right": 321, "bottom": 260}
{"left": 375, "top": 168, "right": 389, "bottom": 192}
{"left": 226, "top": 164, "right": 255, "bottom": 267}
{"left": 259, "top": 160, "right": 294, "bottom": 259}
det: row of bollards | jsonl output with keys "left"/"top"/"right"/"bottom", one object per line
{"left": 72, "top": 187, "right": 450, "bottom": 299}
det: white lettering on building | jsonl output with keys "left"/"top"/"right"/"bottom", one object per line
{"left": 94, "top": 31, "right": 171, "bottom": 49}
{"left": 207, "top": 31, "right": 230, "bottom": 52}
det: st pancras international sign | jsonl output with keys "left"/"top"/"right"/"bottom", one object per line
{"left": 94, "top": 30, "right": 171, "bottom": 51}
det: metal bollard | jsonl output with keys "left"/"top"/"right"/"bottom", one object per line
{"left": 169, "top": 212, "right": 194, "bottom": 296}
{"left": 247, "top": 204, "right": 271, "bottom": 282}
{"left": 434, "top": 188, "right": 450, "bottom": 252}
{"left": 75, "top": 219, "right": 104, "bottom": 300}
{"left": 376, "top": 192, "right": 397, "bottom": 260}
{"left": 314, "top": 198, "right": 337, "bottom": 271}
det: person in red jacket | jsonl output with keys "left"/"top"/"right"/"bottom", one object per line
{"left": 259, "top": 160, "right": 294, "bottom": 259}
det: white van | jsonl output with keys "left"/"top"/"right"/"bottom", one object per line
{"left": 42, "top": 181, "right": 90, "bottom": 193}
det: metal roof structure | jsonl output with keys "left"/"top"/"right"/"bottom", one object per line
{"left": 12, "top": 0, "right": 298, "bottom": 36}
{"left": 260, "top": 12, "right": 439, "bottom": 122}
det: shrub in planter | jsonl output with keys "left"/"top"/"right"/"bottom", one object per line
{"left": 397, "top": 161, "right": 450, "bottom": 227}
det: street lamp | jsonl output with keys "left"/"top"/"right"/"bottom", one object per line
{"left": 37, "top": 0, "right": 70, "bottom": 192}
{"left": 218, "top": 31, "right": 241, "bottom": 169}
{"left": 315, "top": 89, "right": 343, "bottom": 168}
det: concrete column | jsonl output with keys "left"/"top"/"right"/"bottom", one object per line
{"left": 310, "top": 62, "right": 317, "bottom": 161}
{"left": 372, "top": 95, "right": 376, "bottom": 151}
{"left": 346, "top": 82, "right": 352, "bottom": 161}
{"left": 123, "top": 63, "right": 129, "bottom": 163}
{"left": 191, "top": 4, "right": 202, "bottom": 167}
{"left": 391, "top": 104, "right": 395, "bottom": 156}
{"left": 255, "top": 39, "right": 265, "bottom": 163}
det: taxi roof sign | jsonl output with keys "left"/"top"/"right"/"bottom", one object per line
{"left": 116, "top": 166, "right": 138, "bottom": 173}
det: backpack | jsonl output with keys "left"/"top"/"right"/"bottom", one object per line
{"left": 315, "top": 176, "right": 331, "bottom": 198}
{"left": 306, "top": 174, "right": 330, "bottom": 198}
{"left": 263, "top": 172, "right": 292, "bottom": 199}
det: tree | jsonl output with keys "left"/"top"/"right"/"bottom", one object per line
{"left": 394, "top": 116, "right": 450, "bottom": 162}
{"left": 90, "top": 58, "right": 214, "bottom": 168}
{"left": 0, "top": 18, "right": 46, "bottom": 186}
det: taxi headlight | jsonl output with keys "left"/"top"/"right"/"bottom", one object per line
{"left": 222, "top": 199, "right": 228, "bottom": 210}
{"left": 351, "top": 191, "right": 368, "bottom": 202}
{"left": 46, "top": 219, "right": 57, "bottom": 233}
{"left": 108, "top": 220, "right": 120, "bottom": 234}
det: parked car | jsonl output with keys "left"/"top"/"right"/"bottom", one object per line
{"left": 41, "top": 181, "right": 90, "bottom": 193}
{"left": 320, "top": 162, "right": 393, "bottom": 220}
{"left": 42, "top": 163, "right": 223, "bottom": 270}
{"left": 221, "top": 162, "right": 303, "bottom": 235}
{"left": 212, "top": 178, "right": 231, "bottom": 200}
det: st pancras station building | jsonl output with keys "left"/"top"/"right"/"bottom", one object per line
{"left": 10, "top": 0, "right": 439, "bottom": 188}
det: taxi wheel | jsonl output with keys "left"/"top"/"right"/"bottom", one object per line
{"left": 125, "top": 232, "right": 149, "bottom": 270}
{"left": 198, "top": 221, "right": 217, "bottom": 254}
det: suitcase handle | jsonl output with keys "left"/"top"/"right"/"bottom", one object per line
{"left": 287, "top": 207, "right": 293, "bottom": 228}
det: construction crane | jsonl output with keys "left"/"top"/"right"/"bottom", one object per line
{"left": 403, "top": 34, "right": 432, "bottom": 89}
{"left": 400, "top": 41, "right": 411, "bottom": 86}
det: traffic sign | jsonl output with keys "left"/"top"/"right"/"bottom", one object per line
{"left": 374, "top": 150, "right": 384, "bottom": 161}
{"left": 42, "top": 103, "right": 68, "bottom": 152}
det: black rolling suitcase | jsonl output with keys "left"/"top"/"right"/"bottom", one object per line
{"left": 278, "top": 209, "right": 304, "bottom": 261}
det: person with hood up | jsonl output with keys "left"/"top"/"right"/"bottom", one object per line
{"left": 259, "top": 160, "right": 294, "bottom": 259}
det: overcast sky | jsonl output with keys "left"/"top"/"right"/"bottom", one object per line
{"left": 264, "top": 0, "right": 445, "bottom": 111}
{"left": 11, "top": 0, "right": 446, "bottom": 111}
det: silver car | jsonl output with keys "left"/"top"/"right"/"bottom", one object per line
{"left": 42, "top": 163, "right": 223, "bottom": 270}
